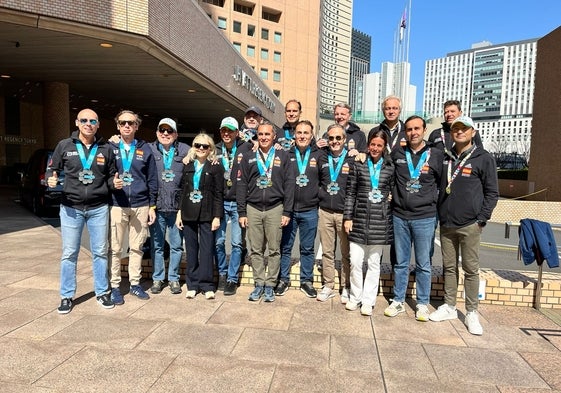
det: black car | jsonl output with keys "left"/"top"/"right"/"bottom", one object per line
{"left": 19, "top": 149, "right": 65, "bottom": 216}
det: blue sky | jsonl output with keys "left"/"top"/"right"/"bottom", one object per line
{"left": 352, "top": 0, "right": 561, "bottom": 110}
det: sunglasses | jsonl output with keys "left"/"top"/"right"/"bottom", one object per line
{"left": 194, "top": 143, "right": 210, "bottom": 150}
{"left": 328, "top": 135, "right": 344, "bottom": 141}
{"left": 158, "top": 127, "right": 176, "bottom": 134}
{"left": 78, "top": 118, "right": 98, "bottom": 125}
{"left": 118, "top": 120, "right": 137, "bottom": 126}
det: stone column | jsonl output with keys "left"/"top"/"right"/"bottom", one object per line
{"left": 43, "top": 82, "right": 69, "bottom": 149}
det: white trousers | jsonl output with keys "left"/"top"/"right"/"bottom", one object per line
{"left": 349, "top": 242, "right": 383, "bottom": 307}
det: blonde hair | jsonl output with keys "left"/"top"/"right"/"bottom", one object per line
{"left": 186, "top": 133, "right": 217, "bottom": 162}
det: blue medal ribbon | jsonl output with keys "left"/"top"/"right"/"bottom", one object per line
{"left": 405, "top": 148, "right": 429, "bottom": 181}
{"left": 159, "top": 143, "right": 175, "bottom": 170}
{"left": 256, "top": 147, "right": 275, "bottom": 178}
{"left": 193, "top": 160, "right": 204, "bottom": 190}
{"left": 295, "top": 146, "right": 311, "bottom": 176}
{"left": 119, "top": 139, "right": 137, "bottom": 173}
{"left": 328, "top": 149, "right": 347, "bottom": 182}
{"left": 221, "top": 143, "right": 237, "bottom": 173}
{"left": 367, "top": 156, "right": 383, "bottom": 189}
{"left": 76, "top": 142, "right": 98, "bottom": 171}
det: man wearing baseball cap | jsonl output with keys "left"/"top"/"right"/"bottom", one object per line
{"left": 429, "top": 115, "right": 498, "bottom": 336}
{"left": 214, "top": 116, "right": 252, "bottom": 295}
{"left": 148, "top": 117, "right": 190, "bottom": 295}
{"left": 240, "top": 106, "right": 263, "bottom": 145}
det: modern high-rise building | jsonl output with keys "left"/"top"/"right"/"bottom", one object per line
{"left": 349, "top": 28, "right": 371, "bottom": 113}
{"left": 198, "top": 0, "right": 321, "bottom": 123}
{"left": 423, "top": 39, "right": 537, "bottom": 153}
{"left": 318, "top": 0, "right": 353, "bottom": 115}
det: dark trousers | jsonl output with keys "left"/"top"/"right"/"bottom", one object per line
{"left": 183, "top": 221, "right": 214, "bottom": 292}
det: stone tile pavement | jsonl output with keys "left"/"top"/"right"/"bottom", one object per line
{"left": 2, "top": 186, "right": 561, "bottom": 392}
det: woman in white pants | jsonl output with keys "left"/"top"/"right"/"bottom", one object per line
{"left": 343, "top": 130, "right": 394, "bottom": 316}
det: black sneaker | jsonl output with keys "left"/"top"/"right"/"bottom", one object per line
{"left": 274, "top": 281, "right": 290, "bottom": 296}
{"left": 223, "top": 281, "right": 237, "bottom": 296}
{"left": 150, "top": 280, "right": 165, "bottom": 294}
{"left": 169, "top": 281, "right": 182, "bottom": 294}
{"left": 300, "top": 282, "right": 317, "bottom": 298}
{"left": 217, "top": 274, "right": 227, "bottom": 291}
{"left": 57, "top": 298, "right": 72, "bottom": 314}
{"left": 96, "top": 294, "right": 115, "bottom": 309}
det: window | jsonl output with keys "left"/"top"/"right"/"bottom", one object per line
{"left": 261, "top": 28, "right": 269, "bottom": 40}
{"left": 274, "top": 31, "right": 282, "bottom": 43}
{"left": 262, "top": 7, "right": 281, "bottom": 22}
{"left": 273, "top": 51, "right": 281, "bottom": 62}
{"left": 217, "top": 17, "right": 227, "bottom": 30}
{"left": 233, "top": 42, "right": 241, "bottom": 52}
{"left": 273, "top": 89, "right": 281, "bottom": 97}
{"left": 202, "top": 0, "right": 224, "bottom": 6}
{"left": 273, "top": 70, "right": 281, "bottom": 82}
{"left": 247, "top": 24, "right": 255, "bottom": 36}
{"left": 247, "top": 45, "right": 255, "bottom": 57}
{"left": 233, "top": 21, "right": 241, "bottom": 33}
{"left": 260, "top": 48, "right": 269, "bottom": 60}
{"left": 260, "top": 68, "right": 268, "bottom": 80}
{"left": 233, "top": 2, "right": 253, "bottom": 15}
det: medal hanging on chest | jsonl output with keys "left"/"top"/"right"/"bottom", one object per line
{"left": 295, "top": 147, "right": 311, "bottom": 188}
{"left": 119, "top": 140, "right": 137, "bottom": 186}
{"left": 255, "top": 148, "right": 275, "bottom": 189}
{"left": 368, "top": 156, "right": 384, "bottom": 203}
{"left": 327, "top": 149, "right": 347, "bottom": 196}
{"left": 222, "top": 143, "right": 237, "bottom": 188}
{"left": 76, "top": 142, "right": 98, "bottom": 185}
{"left": 405, "top": 148, "right": 430, "bottom": 194}
{"left": 161, "top": 144, "right": 175, "bottom": 183}
{"left": 190, "top": 160, "right": 204, "bottom": 203}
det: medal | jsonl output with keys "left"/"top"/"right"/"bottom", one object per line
{"left": 189, "top": 190, "right": 203, "bottom": 203}
{"left": 257, "top": 175, "right": 272, "bottom": 189}
{"left": 221, "top": 144, "right": 237, "bottom": 188}
{"left": 368, "top": 188, "right": 383, "bottom": 203}
{"left": 296, "top": 174, "right": 309, "bottom": 187}
{"left": 281, "top": 129, "right": 294, "bottom": 151}
{"left": 78, "top": 169, "right": 95, "bottom": 184}
{"left": 255, "top": 147, "right": 275, "bottom": 190}
{"left": 327, "top": 182, "right": 340, "bottom": 195}
{"left": 161, "top": 169, "right": 175, "bottom": 182}
{"left": 120, "top": 171, "right": 134, "bottom": 186}
{"left": 281, "top": 139, "right": 292, "bottom": 151}
{"left": 406, "top": 179, "right": 421, "bottom": 193}
{"left": 446, "top": 146, "right": 477, "bottom": 197}
{"left": 224, "top": 170, "right": 231, "bottom": 181}
{"left": 227, "top": 179, "right": 233, "bottom": 187}
{"left": 445, "top": 185, "right": 451, "bottom": 194}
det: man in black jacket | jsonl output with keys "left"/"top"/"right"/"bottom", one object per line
{"left": 368, "top": 95, "right": 406, "bottom": 153}
{"left": 324, "top": 103, "right": 366, "bottom": 157}
{"left": 429, "top": 116, "right": 498, "bottom": 335}
{"left": 237, "top": 122, "right": 295, "bottom": 303}
{"left": 47, "top": 108, "right": 121, "bottom": 314}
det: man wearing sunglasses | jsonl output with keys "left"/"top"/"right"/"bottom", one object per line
{"left": 47, "top": 108, "right": 121, "bottom": 314}
{"left": 108, "top": 110, "right": 158, "bottom": 305}
{"left": 148, "top": 118, "right": 190, "bottom": 295}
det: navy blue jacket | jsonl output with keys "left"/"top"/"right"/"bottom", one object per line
{"left": 519, "top": 219, "right": 560, "bottom": 268}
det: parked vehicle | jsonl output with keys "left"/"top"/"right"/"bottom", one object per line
{"left": 19, "top": 149, "right": 65, "bottom": 216}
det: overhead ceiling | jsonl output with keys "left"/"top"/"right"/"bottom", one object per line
{"left": 0, "top": 18, "right": 245, "bottom": 134}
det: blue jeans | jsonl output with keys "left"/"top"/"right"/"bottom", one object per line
{"left": 279, "top": 209, "right": 318, "bottom": 284}
{"left": 392, "top": 215, "right": 436, "bottom": 305}
{"left": 215, "top": 201, "right": 242, "bottom": 283}
{"left": 59, "top": 204, "right": 110, "bottom": 298}
{"left": 150, "top": 211, "right": 184, "bottom": 282}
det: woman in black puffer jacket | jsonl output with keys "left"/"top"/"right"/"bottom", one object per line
{"left": 343, "top": 130, "right": 394, "bottom": 316}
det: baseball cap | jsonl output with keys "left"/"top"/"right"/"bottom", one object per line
{"left": 244, "top": 106, "right": 262, "bottom": 117}
{"left": 451, "top": 115, "right": 475, "bottom": 129}
{"left": 220, "top": 116, "right": 239, "bottom": 131}
{"left": 158, "top": 118, "right": 177, "bottom": 131}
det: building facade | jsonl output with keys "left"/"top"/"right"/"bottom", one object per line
{"left": 349, "top": 28, "right": 370, "bottom": 113}
{"left": 423, "top": 39, "right": 537, "bottom": 154}
{"left": 198, "top": 0, "right": 321, "bottom": 124}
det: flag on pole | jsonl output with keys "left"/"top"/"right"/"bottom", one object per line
{"left": 399, "top": 8, "right": 407, "bottom": 42}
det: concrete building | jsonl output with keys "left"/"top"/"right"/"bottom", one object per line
{"left": 0, "top": 0, "right": 283, "bottom": 180}
{"left": 349, "top": 28, "right": 370, "bottom": 113}
{"left": 198, "top": 0, "right": 321, "bottom": 124}
{"left": 423, "top": 39, "right": 537, "bottom": 154}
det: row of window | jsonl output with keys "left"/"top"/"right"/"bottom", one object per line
{"left": 217, "top": 17, "right": 282, "bottom": 43}
{"left": 201, "top": 0, "right": 281, "bottom": 22}
{"left": 232, "top": 43, "right": 281, "bottom": 62}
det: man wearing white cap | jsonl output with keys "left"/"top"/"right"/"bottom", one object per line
{"left": 214, "top": 117, "right": 252, "bottom": 295}
{"left": 429, "top": 116, "right": 498, "bottom": 335}
{"left": 148, "top": 118, "right": 190, "bottom": 295}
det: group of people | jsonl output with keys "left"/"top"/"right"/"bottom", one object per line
{"left": 48, "top": 96, "right": 498, "bottom": 336}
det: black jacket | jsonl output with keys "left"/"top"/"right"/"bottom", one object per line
{"left": 318, "top": 150, "right": 354, "bottom": 213}
{"left": 276, "top": 121, "right": 296, "bottom": 151}
{"left": 237, "top": 148, "right": 294, "bottom": 217}
{"left": 287, "top": 144, "right": 324, "bottom": 212}
{"left": 215, "top": 139, "right": 252, "bottom": 201}
{"left": 345, "top": 122, "right": 367, "bottom": 152}
{"left": 47, "top": 131, "right": 117, "bottom": 210}
{"left": 148, "top": 140, "right": 190, "bottom": 212}
{"left": 344, "top": 155, "right": 394, "bottom": 245}
{"left": 428, "top": 122, "right": 483, "bottom": 156}
{"left": 438, "top": 146, "right": 498, "bottom": 228}
{"left": 391, "top": 143, "right": 443, "bottom": 220}
{"left": 369, "top": 120, "right": 406, "bottom": 152}
{"left": 179, "top": 160, "right": 224, "bottom": 222}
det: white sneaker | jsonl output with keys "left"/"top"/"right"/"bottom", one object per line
{"left": 317, "top": 286, "right": 335, "bottom": 302}
{"left": 345, "top": 301, "right": 359, "bottom": 311}
{"left": 205, "top": 291, "right": 215, "bottom": 300}
{"left": 415, "top": 304, "right": 430, "bottom": 322}
{"left": 185, "top": 290, "right": 196, "bottom": 299}
{"left": 384, "top": 300, "right": 405, "bottom": 317}
{"left": 465, "top": 311, "right": 483, "bottom": 335}
{"left": 340, "top": 287, "right": 350, "bottom": 304}
{"left": 429, "top": 304, "right": 458, "bottom": 322}
{"left": 360, "top": 304, "right": 373, "bottom": 316}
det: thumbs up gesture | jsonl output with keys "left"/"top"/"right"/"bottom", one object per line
{"left": 47, "top": 171, "right": 58, "bottom": 188}
{"left": 113, "top": 172, "right": 124, "bottom": 189}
